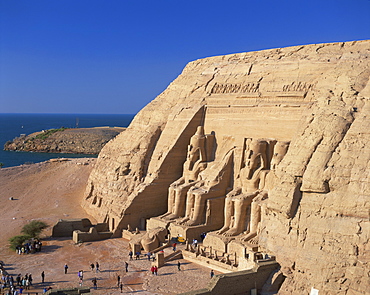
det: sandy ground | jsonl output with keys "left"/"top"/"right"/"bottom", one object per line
{"left": 0, "top": 158, "right": 214, "bottom": 294}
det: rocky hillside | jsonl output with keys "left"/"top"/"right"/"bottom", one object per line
{"left": 82, "top": 40, "right": 370, "bottom": 294}
{"left": 4, "top": 127, "right": 125, "bottom": 154}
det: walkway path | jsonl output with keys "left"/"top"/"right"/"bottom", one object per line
{"left": 0, "top": 237, "right": 217, "bottom": 294}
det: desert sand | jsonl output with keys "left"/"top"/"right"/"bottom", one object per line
{"left": 0, "top": 158, "right": 213, "bottom": 294}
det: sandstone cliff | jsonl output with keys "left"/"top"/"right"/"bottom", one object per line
{"left": 4, "top": 127, "right": 125, "bottom": 154}
{"left": 82, "top": 41, "right": 370, "bottom": 294}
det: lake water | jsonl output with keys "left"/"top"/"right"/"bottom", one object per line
{"left": 0, "top": 113, "right": 135, "bottom": 168}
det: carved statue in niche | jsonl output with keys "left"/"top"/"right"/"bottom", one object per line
{"left": 177, "top": 149, "right": 234, "bottom": 226}
{"left": 160, "top": 126, "right": 211, "bottom": 220}
{"left": 216, "top": 140, "right": 289, "bottom": 239}
{"left": 216, "top": 139, "right": 269, "bottom": 237}
{"left": 241, "top": 140, "right": 290, "bottom": 243}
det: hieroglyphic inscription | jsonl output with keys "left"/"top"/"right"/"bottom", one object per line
{"left": 282, "top": 82, "right": 316, "bottom": 92}
{"left": 210, "top": 82, "right": 260, "bottom": 94}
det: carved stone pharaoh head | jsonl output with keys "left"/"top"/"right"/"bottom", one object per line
{"left": 243, "top": 139, "right": 268, "bottom": 179}
{"left": 270, "top": 141, "right": 290, "bottom": 170}
{"left": 187, "top": 126, "right": 206, "bottom": 166}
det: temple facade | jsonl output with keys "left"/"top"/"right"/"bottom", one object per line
{"left": 82, "top": 41, "right": 370, "bottom": 294}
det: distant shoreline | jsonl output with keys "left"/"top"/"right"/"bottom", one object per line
{"left": 0, "top": 113, "right": 135, "bottom": 168}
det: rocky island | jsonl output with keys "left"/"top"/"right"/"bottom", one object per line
{"left": 4, "top": 127, "right": 125, "bottom": 154}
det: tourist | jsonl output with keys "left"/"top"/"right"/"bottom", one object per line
{"left": 64, "top": 264, "right": 68, "bottom": 274}
{"left": 41, "top": 271, "right": 45, "bottom": 283}
{"left": 120, "top": 282, "right": 123, "bottom": 293}
{"left": 150, "top": 266, "right": 155, "bottom": 275}
{"left": 28, "top": 274, "right": 32, "bottom": 286}
{"left": 154, "top": 266, "right": 158, "bottom": 276}
{"left": 117, "top": 275, "right": 120, "bottom": 287}
{"left": 78, "top": 270, "right": 83, "bottom": 282}
{"left": 125, "top": 262, "right": 128, "bottom": 272}
{"left": 128, "top": 250, "right": 133, "bottom": 261}
{"left": 210, "top": 270, "right": 214, "bottom": 278}
{"left": 38, "top": 240, "right": 43, "bottom": 252}
{"left": 177, "top": 261, "right": 181, "bottom": 271}
{"left": 95, "top": 262, "right": 100, "bottom": 273}
{"left": 200, "top": 232, "right": 206, "bottom": 241}
{"left": 135, "top": 251, "right": 140, "bottom": 260}
{"left": 92, "top": 278, "right": 97, "bottom": 290}
{"left": 90, "top": 263, "right": 94, "bottom": 272}
{"left": 34, "top": 242, "right": 40, "bottom": 252}
{"left": 24, "top": 277, "right": 30, "bottom": 290}
{"left": 192, "top": 239, "right": 198, "bottom": 248}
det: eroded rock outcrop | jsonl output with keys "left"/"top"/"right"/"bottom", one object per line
{"left": 82, "top": 41, "right": 370, "bottom": 294}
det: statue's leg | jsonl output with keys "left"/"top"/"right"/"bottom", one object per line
{"left": 242, "top": 199, "right": 262, "bottom": 242}
{"left": 185, "top": 194, "right": 206, "bottom": 226}
{"left": 161, "top": 185, "right": 176, "bottom": 218}
{"left": 178, "top": 191, "right": 194, "bottom": 224}
{"left": 166, "top": 187, "right": 188, "bottom": 220}
{"left": 248, "top": 200, "right": 261, "bottom": 235}
{"left": 171, "top": 188, "right": 188, "bottom": 219}
{"left": 216, "top": 196, "right": 234, "bottom": 234}
{"left": 224, "top": 195, "right": 253, "bottom": 236}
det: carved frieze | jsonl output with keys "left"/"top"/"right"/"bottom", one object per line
{"left": 282, "top": 81, "right": 316, "bottom": 92}
{"left": 209, "top": 82, "right": 260, "bottom": 94}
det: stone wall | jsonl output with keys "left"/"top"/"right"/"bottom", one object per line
{"left": 52, "top": 218, "right": 93, "bottom": 237}
{"left": 73, "top": 227, "right": 112, "bottom": 243}
{"left": 179, "top": 261, "right": 280, "bottom": 295}
{"left": 82, "top": 40, "right": 370, "bottom": 294}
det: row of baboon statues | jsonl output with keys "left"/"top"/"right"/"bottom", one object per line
{"left": 156, "top": 126, "right": 290, "bottom": 240}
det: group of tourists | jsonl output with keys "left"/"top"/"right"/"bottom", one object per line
{"left": 0, "top": 261, "right": 44, "bottom": 295}
{"left": 129, "top": 250, "right": 156, "bottom": 262}
{"left": 89, "top": 262, "right": 100, "bottom": 273}
{"left": 15, "top": 240, "right": 42, "bottom": 255}
{"left": 150, "top": 265, "right": 158, "bottom": 275}
{"left": 1, "top": 243, "right": 213, "bottom": 295}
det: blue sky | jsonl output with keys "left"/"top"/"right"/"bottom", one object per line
{"left": 1, "top": 1, "right": 369, "bottom": 114}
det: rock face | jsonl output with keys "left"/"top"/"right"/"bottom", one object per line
{"left": 4, "top": 127, "right": 125, "bottom": 154}
{"left": 82, "top": 41, "right": 370, "bottom": 294}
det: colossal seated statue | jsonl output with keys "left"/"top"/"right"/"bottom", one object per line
{"left": 242, "top": 140, "right": 290, "bottom": 243}
{"left": 160, "top": 126, "right": 212, "bottom": 220}
{"left": 216, "top": 140, "right": 290, "bottom": 239}
{"left": 177, "top": 149, "right": 234, "bottom": 226}
{"left": 216, "top": 139, "right": 269, "bottom": 237}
